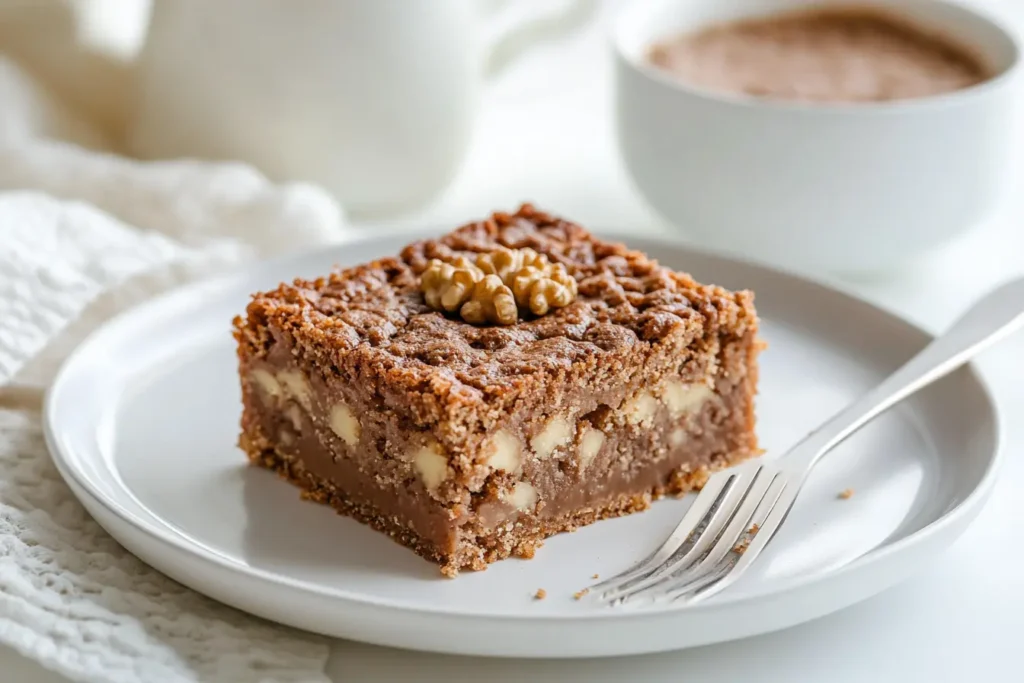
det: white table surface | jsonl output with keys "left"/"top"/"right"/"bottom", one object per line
{"left": 5, "top": 0, "right": 1024, "bottom": 680}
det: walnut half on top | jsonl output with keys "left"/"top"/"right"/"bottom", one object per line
{"left": 420, "top": 247, "right": 578, "bottom": 325}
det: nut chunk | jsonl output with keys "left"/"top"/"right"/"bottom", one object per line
{"left": 461, "top": 274, "right": 518, "bottom": 326}
{"left": 421, "top": 257, "right": 482, "bottom": 312}
{"left": 233, "top": 203, "right": 761, "bottom": 578}
{"left": 476, "top": 246, "right": 545, "bottom": 281}
{"left": 420, "top": 247, "right": 578, "bottom": 325}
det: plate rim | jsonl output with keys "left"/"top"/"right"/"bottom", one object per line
{"left": 43, "top": 230, "right": 1004, "bottom": 626}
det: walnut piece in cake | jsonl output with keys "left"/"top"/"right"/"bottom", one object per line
{"left": 421, "top": 247, "right": 578, "bottom": 325}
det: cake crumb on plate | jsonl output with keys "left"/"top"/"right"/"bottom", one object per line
{"left": 534, "top": 588, "right": 547, "bottom": 600}
{"left": 574, "top": 588, "right": 590, "bottom": 600}
{"left": 838, "top": 488, "right": 855, "bottom": 499}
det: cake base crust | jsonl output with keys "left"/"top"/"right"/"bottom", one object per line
{"left": 241, "top": 428, "right": 757, "bottom": 577}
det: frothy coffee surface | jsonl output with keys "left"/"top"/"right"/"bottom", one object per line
{"left": 648, "top": 8, "right": 990, "bottom": 103}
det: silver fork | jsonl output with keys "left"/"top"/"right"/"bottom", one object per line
{"left": 590, "top": 276, "right": 1024, "bottom": 607}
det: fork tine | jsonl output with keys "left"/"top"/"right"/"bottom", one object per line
{"left": 588, "top": 468, "right": 738, "bottom": 596}
{"left": 668, "top": 467, "right": 780, "bottom": 587}
{"left": 612, "top": 466, "right": 776, "bottom": 605}
{"left": 598, "top": 464, "right": 764, "bottom": 604}
{"left": 671, "top": 477, "right": 797, "bottom": 605}
{"left": 659, "top": 472, "right": 787, "bottom": 603}
{"left": 664, "top": 560, "right": 734, "bottom": 603}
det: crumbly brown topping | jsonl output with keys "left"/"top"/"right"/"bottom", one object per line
{"left": 234, "top": 204, "right": 758, "bottom": 419}
{"left": 420, "top": 246, "right": 578, "bottom": 325}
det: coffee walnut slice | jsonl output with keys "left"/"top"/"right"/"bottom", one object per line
{"left": 233, "top": 204, "right": 762, "bottom": 577}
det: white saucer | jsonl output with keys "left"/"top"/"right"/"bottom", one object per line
{"left": 44, "top": 233, "right": 1000, "bottom": 658}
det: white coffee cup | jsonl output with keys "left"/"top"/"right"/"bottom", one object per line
{"left": 613, "top": 0, "right": 1022, "bottom": 273}
{"left": 129, "top": 0, "right": 590, "bottom": 217}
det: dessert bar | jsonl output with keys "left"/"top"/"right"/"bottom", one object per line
{"left": 233, "top": 205, "right": 761, "bottom": 576}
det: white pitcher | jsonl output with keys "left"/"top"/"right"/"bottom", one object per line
{"left": 128, "top": 0, "right": 591, "bottom": 217}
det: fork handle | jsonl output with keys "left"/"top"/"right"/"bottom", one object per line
{"left": 784, "top": 277, "right": 1024, "bottom": 476}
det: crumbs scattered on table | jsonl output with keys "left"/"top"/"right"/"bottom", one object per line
{"left": 574, "top": 588, "right": 590, "bottom": 600}
{"left": 838, "top": 488, "right": 855, "bottom": 500}
{"left": 591, "top": 573, "right": 599, "bottom": 579}
{"left": 534, "top": 588, "right": 547, "bottom": 600}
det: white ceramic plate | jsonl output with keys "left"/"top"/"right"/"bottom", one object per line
{"left": 44, "top": 233, "right": 1000, "bottom": 658}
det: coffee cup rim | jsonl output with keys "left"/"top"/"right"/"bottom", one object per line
{"left": 610, "top": 0, "right": 1022, "bottom": 114}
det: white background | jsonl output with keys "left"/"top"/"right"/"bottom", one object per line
{"left": 4, "top": 0, "right": 1024, "bottom": 680}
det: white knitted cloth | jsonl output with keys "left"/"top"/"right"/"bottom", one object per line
{"left": 0, "top": 48, "right": 342, "bottom": 683}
